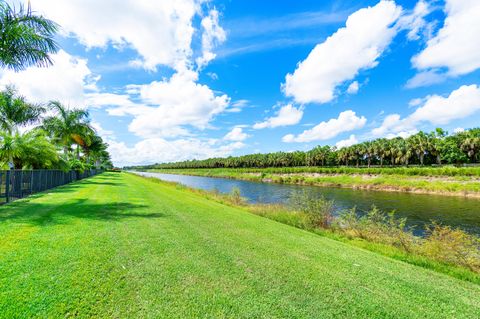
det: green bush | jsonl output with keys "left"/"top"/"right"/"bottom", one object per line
{"left": 289, "top": 191, "right": 334, "bottom": 228}
{"left": 229, "top": 187, "right": 244, "bottom": 205}
{"left": 422, "top": 223, "right": 480, "bottom": 272}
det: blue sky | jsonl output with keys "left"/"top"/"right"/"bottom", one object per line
{"left": 2, "top": 0, "right": 480, "bottom": 166}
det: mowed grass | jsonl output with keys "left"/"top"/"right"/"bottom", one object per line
{"left": 0, "top": 173, "right": 479, "bottom": 318}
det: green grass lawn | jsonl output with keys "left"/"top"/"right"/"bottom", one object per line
{"left": 1, "top": 173, "right": 479, "bottom": 318}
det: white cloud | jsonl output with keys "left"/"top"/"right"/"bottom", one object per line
{"left": 108, "top": 138, "right": 245, "bottom": 167}
{"left": 397, "top": 0, "right": 432, "bottom": 41}
{"left": 412, "top": 0, "right": 480, "bottom": 76}
{"left": 124, "top": 69, "right": 230, "bottom": 138}
{"left": 283, "top": 110, "right": 366, "bottom": 143}
{"left": 196, "top": 9, "right": 226, "bottom": 69}
{"left": 347, "top": 81, "right": 359, "bottom": 94}
{"left": 372, "top": 84, "right": 480, "bottom": 136}
{"left": 253, "top": 104, "right": 303, "bottom": 129}
{"left": 91, "top": 121, "right": 115, "bottom": 139}
{"left": 372, "top": 114, "right": 406, "bottom": 137}
{"left": 454, "top": 127, "right": 465, "bottom": 133}
{"left": 335, "top": 134, "right": 358, "bottom": 148}
{"left": 224, "top": 127, "right": 249, "bottom": 141}
{"left": 33, "top": 0, "right": 202, "bottom": 70}
{"left": 283, "top": 0, "right": 402, "bottom": 104}
{"left": 0, "top": 50, "right": 94, "bottom": 106}
{"left": 409, "top": 84, "right": 480, "bottom": 124}
{"left": 226, "top": 99, "right": 249, "bottom": 113}
{"left": 405, "top": 70, "right": 446, "bottom": 88}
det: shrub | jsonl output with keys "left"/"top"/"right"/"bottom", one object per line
{"left": 289, "top": 191, "right": 334, "bottom": 228}
{"left": 336, "top": 206, "right": 416, "bottom": 252}
{"left": 229, "top": 187, "right": 244, "bottom": 205}
{"left": 422, "top": 223, "right": 480, "bottom": 272}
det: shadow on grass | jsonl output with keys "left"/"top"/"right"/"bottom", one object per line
{"left": 0, "top": 198, "right": 160, "bottom": 226}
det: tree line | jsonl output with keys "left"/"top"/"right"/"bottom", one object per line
{"left": 0, "top": 2, "right": 112, "bottom": 170}
{"left": 137, "top": 128, "right": 480, "bottom": 170}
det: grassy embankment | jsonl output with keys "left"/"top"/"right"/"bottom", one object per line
{"left": 1, "top": 172, "right": 479, "bottom": 318}
{"left": 148, "top": 166, "right": 480, "bottom": 197}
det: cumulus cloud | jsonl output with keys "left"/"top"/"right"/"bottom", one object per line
{"left": 224, "top": 127, "right": 249, "bottom": 141}
{"left": 335, "top": 134, "right": 358, "bottom": 148}
{"left": 282, "top": 110, "right": 366, "bottom": 143}
{"left": 372, "top": 84, "right": 480, "bottom": 136}
{"left": 124, "top": 70, "right": 229, "bottom": 138}
{"left": 409, "top": 84, "right": 480, "bottom": 124}
{"left": 0, "top": 50, "right": 94, "bottom": 106}
{"left": 32, "top": 0, "right": 202, "bottom": 70}
{"left": 283, "top": 0, "right": 402, "bottom": 104}
{"left": 253, "top": 104, "right": 303, "bottom": 129}
{"left": 412, "top": 0, "right": 480, "bottom": 77}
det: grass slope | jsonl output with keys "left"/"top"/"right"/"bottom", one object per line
{"left": 0, "top": 172, "right": 479, "bottom": 318}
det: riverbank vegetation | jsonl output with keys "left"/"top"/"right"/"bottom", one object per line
{"left": 143, "top": 166, "right": 480, "bottom": 197}
{"left": 0, "top": 4, "right": 112, "bottom": 170}
{"left": 1, "top": 172, "right": 479, "bottom": 317}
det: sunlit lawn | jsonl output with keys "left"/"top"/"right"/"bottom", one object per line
{"left": 0, "top": 172, "right": 479, "bottom": 318}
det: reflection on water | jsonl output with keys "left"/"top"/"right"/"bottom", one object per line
{"left": 136, "top": 171, "right": 480, "bottom": 236}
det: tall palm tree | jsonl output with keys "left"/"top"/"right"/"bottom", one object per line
{"left": 373, "top": 138, "right": 387, "bottom": 167}
{"left": 408, "top": 132, "right": 428, "bottom": 165}
{"left": 82, "top": 133, "right": 110, "bottom": 168}
{"left": 362, "top": 141, "right": 375, "bottom": 167}
{"left": 461, "top": 136, "right": 480, "bottom": 163}
{"left": 0, "top": 1, "right": 59, "bottom": 71}
{"left": 0, "top": 86, "right": 44, "bottom": 133}
{"left": 42, "top": 101, "right": 94, "bottom": 156}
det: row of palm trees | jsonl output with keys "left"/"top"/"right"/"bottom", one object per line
{"left": 142, "top": 128, "right": 480, "bottom": 170}
{"left": 0, "top": 2, "right": 112, "bottom": 170}
{"left": 0, "top": 86, "right": 112, "bottom": 170}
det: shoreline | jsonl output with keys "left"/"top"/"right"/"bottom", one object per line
{"left": 144, "top": 169, "right": 480, "bottom": 199}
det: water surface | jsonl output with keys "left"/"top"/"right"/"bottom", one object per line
{"left": 136, "top": 171, "right": 480, "bottom": 236}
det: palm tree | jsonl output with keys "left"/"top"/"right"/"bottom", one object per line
{"left": 408, "top": 132, "right": 428, "bottom": 165}
{"left": 337, "top": 148, "right": 349, "bottom": 166}
{"left": 42, "top": 101, "right": 94, "bottom": 156}
{"left": 461, "top": 136, "right": 480, "bottom": 163}
{"left": 0, "top": 86, "right": 44, "bottom": 133}
{"left": 0, "top": 1, "right": 59, "bottom": 71}
{"left": 0, "top": 129, "right": 57, "bottom": 169}
{"left": 82, "top": 133, "right": 110, "bottom": 168}
{"left": 362, "top": 141, "right": 375, "bottom": 167}
{"left": 373, "top": 138, "right": 387, "bottom": 167}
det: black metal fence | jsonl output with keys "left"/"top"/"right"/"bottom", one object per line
{"left": 0, "top": 169, "right": 103, "bottom": 204}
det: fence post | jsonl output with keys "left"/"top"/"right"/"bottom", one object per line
{"left": 5, "top": 170, "right": 10, "bottom": 203}
{"left": 30, "top": 170, "right": 34, "bottom": 194}
{"left": 19, "top": 170, "right": 23, "bottom": 199}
